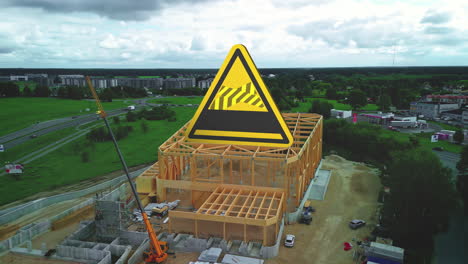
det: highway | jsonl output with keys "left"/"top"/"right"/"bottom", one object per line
{"left": 0, "top": 105, "right": 145, "bottom": 151}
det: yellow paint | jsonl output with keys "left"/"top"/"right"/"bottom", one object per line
{"left": 185, "top": 44, "right": 294, "bottom": 148}
{"left": 194, "top": 130, "right": 283, "bottom": 139}
{"left": 209, "top": 82, "right": 266, "bottom": 112}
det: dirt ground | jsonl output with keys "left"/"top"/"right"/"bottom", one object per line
{"left": 266, "top": 155, "right": 381, "bottom": 264}
{"left": 0, "top": 253, "right": 81, "bottom": 264}
{"left": 159, "top": 155, "right": 382, "bottom": 264}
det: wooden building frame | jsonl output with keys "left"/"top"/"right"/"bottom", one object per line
{"left": 136, "top": 113, "right": 323, "bottom": 244}
{"left": 168, "top": 185, "right": 284, "bottom": 245}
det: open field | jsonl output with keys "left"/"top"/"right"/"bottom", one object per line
{"left": 0, "top": 107, "right": 196, "bottom": 205}
{"left": 414, "top": 132, "right": 463, "bottom": 154}
{"left": 0, "top": 98, "right": 132, "bottom": 136}
{"left": 148, "top": 96, "right": 202, "bottom": 105}
{"left": 428, "top": 121, "right": 462, "bottom": 131}
{"left": 291, "top": 98, "right": 378, "bottom": 112}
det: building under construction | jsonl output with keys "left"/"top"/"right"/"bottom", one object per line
{"left": 136, "top": 112, "right": 323, "bottom": 247}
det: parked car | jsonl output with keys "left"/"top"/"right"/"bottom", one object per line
{"left": 284, "top": 234, "right": 295, "bottom": 247}
{"left": 349, "top": 219, "right": 366, "bottom": 230}
{"left": 432, "top": 147, "right": 444, "bottom": 151}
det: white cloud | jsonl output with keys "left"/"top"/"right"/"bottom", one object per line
{"left": 0, "top": 0, "right": 467, "bottom": 67}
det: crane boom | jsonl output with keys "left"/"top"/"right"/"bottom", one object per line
{"left": 86, "top": 76, "right": 168, "bottom": 264}
{"left": 86, "top": 76, "right": 107, "bottom": 118}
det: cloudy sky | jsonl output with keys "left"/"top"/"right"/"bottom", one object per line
{"left": 0, "top": 0, "right": 467, "bottom": 68}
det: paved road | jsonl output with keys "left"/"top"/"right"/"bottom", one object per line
{"left": 0, "top": 117, "right": 74, "bottom": 143}
{"left": 0, "top": 106, "right": 146, "bottom": 151}
{"left": 0, "top": 124, "right": 103, "bottom": 177}
{"left": 432, "top": 150, "right": 460, "bottom": 177}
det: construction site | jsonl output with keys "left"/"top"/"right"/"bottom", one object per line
{"left": 0, "top": 44, "right": 389, "bottom": 264}
{"left": 0, "top": 110, "right": 325, "bottom": 263}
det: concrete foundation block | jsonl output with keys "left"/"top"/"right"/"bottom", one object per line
{"left": 239, "top": 241, "right": 249, "bottom": 255}
{"left": 219, "top": 240, "right": 229, "bottom": 251}
{"left": 207, "top": 237, "right": 214, "bottom": 248}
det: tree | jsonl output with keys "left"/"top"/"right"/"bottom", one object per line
{"left": 454, "top": 130, "right": 464, "bottom": 144}
{"left": 349, "top": 89, "right": 367, "bottom": 110}
{"left": 309, "top": 100, "right": 333, "bottom": 119}
{"left": 100, "top": 88, "right": 113, "bottom": 102}
{"left": 23, "top": 85, "right": 32, "bottom": 97}
{"left": 34, "top": 85, "right": 50, "bottom": 97}
{"left": 382, "top": 149, "right": 455, "bottom": 263}
{"left": 325, "top": 87, "right": 338, "bottom": 100}
{"left": 457, "top": 146, "right": 468, "bottom": 214}
{"left": 113, "top": 116, "right": 120, "bottom": 125}
{"left": 317, "top": 82, "right": 332, "bottom": 92}
{"left": 0, "top": 82, "right": 20, "bottom": 97}
{"left": 126, "top": 111, "right": 137, "bottom": 122}
{"left": 378, "top": 94, "right": 392, "bottom": 111}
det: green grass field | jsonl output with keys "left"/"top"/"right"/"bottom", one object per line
{"left": 290, "top": 98, "right": 378, "bottom": 113}
{"left": 0, "top": 107, "right": 196, "bottom": 205}
{"left": 0, "top": 98, "right": 132, "bottom": 136}
{"left": 148, "top": 96, "right": 203, "bottom": 105}
{"left": 0, "top": 127, "right": 77, "bottom": 165}
{"left": 428, "top": 121, "right": 462, "bottom": 131}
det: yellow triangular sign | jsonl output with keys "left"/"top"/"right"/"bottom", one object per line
{"left": 185, "top": 44, "right": 293, "bottom": 148}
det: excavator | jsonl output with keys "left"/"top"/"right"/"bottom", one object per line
{"left": 86, "top": 76, "right": 168, "bottom": 263}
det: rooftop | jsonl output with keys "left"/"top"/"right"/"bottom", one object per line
{"left": 159, "top": 112, "right": 322, "bottom": 162}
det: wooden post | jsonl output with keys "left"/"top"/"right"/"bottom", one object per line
{"left": 195, "top": 219, "right": 198, "bottom": 238}
{"left": 240, "top": 160, "right": 243, "bottom": 184}
{"left": 223, "top": 222, "right": 226, "bottom": 241}
{"left": 243, "top": 224, "right": 247, "bottom": 242}
{"left": 230, "top": 160, "right": 233, "bottom": 184}
{"left": 263, "top": 226, "right": 267, "bottom": 246}
{"left": 251, "top": 159, "right": 255, "bottom": 186}
{"left": 267, "top": 161, "right": 270, "bottom": 185}
{"left": 275, "top": 221, "right": 278, "bottom": 239}
{"left": 190, "top": 156, "right": 196, "bottom": 181}
{"left": 220, "top": 159, "right": 224, "bottom": 184}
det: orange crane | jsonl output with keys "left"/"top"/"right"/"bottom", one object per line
{"left": 86, "top": 76, "right": 168, "bottom": 263}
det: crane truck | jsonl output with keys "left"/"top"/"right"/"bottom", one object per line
{"left": 86, "top": 77, "right": 168, "bottom": 264}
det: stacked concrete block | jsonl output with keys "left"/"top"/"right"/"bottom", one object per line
{"left": 119, "top": 230, "right": 148, "bottom": 246}
{"left": 56, "top": 245, "right": 109, "bottom": 263}
{"left": 222, "top": 254, "right": 264, "bottom": 264}
{"left": 127, "top": 239, "right": 149, "bottom": 264}
{"left": 239, "top": 241, "right": 249, "bottom": 255}
{"left": 198, "top": 247, "right": 222, "bottom": 262}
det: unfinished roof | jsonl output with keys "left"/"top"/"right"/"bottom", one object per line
{"left": 159, "top": 113, "right": 322, "bottom": 162}
{"left": 170, "top": 185, "right": 284, "bottom": 226}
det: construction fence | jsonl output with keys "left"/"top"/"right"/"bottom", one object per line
{"left": 0, "top": 167, "right": 146, "bottom": 225}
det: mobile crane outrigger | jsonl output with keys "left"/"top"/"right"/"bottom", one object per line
{"left": 86, "top": 77, "right": 168, "bottom": 263}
